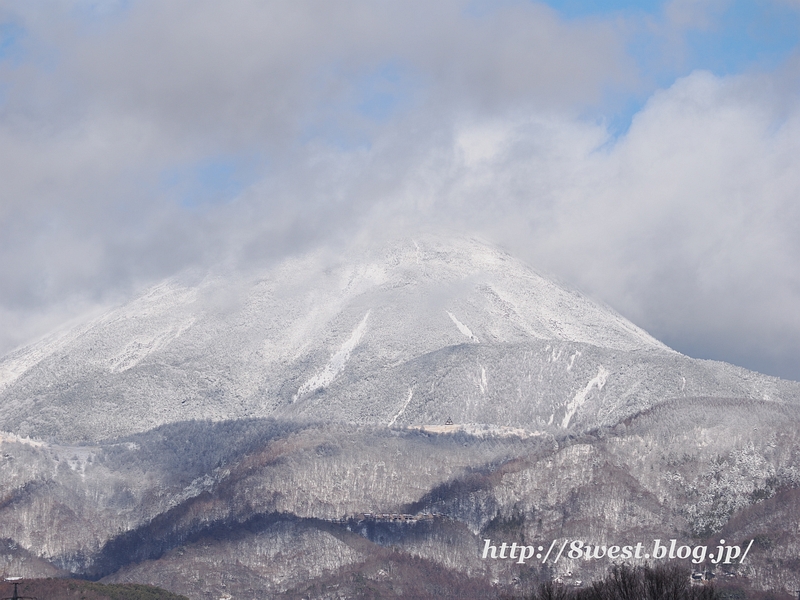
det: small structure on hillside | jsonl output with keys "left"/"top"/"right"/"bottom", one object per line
{"left": 2, "top": 579, "right": 37, "bottom": 600}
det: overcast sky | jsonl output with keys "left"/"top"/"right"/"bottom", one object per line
{"left": 1, "top": 0, "right": 799, "bottom": 381}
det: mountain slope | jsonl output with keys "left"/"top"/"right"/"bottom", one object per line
{"left": 1, "top": 235, "right": 797, "bottom": 443}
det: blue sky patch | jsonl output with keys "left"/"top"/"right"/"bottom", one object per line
{"left": 544, "top": 0, "right": 800, "bottom": 77}
{"left": 542, "top": 0, "right": 800, "bottom": 139}
{"left": 0, "top": 21, "right": 26, "bottom": 63}
{"left": 355, "top": 62, "right": 411, "bottom": 122}
{"left": 682, "top": 0, "right": 800, "bottom": 75}
{"left": 162, "top": 156, "right": 260, "bottom": 210}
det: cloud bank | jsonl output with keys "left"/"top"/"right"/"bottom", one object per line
{"left": 1, "top": 0, "right": 799, "bottom": 380}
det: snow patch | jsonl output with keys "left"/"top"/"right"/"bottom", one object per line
{"left": 446, "top": 311, "right": 478, "bottom": 342}
{"left": 0, "top": 431, "right": 45, "bottom": 448}
{"left": 413, "top": 240, "right": 422, "bottom": 264}
{"left": 294, "top": 310, "right": 371, "bottom": 400}
{"left": 567, "top": 351, "right": 581, "bottom": 371}
{"left": 562, "top": 366, "right": 609, "bottom": 429}
{"left": 105, "top": 318, "right": 195, "bottom": 372}
{"left": 389, "top": 386, "right": 414, "bottom": 427}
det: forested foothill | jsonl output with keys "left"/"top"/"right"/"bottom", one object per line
{"left": 0, "top": 402, "right": 798, "bottom": 598}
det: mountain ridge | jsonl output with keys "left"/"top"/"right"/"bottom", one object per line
{"left": 0, "top": 234, "right": 797, "bottom": 444}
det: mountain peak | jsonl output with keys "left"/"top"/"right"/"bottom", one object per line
{"left": 9, "top": 234, "right": 787, "bottom": 444}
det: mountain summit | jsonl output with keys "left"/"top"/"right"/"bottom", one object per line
{"left": 0, "top": 235, "right": 795, "bottom": 442}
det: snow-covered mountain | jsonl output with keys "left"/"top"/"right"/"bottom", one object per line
{"left": 2, "top": 234, "right": 800, "bottom": 598}
{"left": 1, "top": 235, "right": 798, "bottom": 443}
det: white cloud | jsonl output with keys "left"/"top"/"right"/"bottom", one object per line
{"left": 0, "top": 1, "right": 799, "bottom": 380}
{"left": 374, "top": 69, "right": 800, "bottom": 379}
